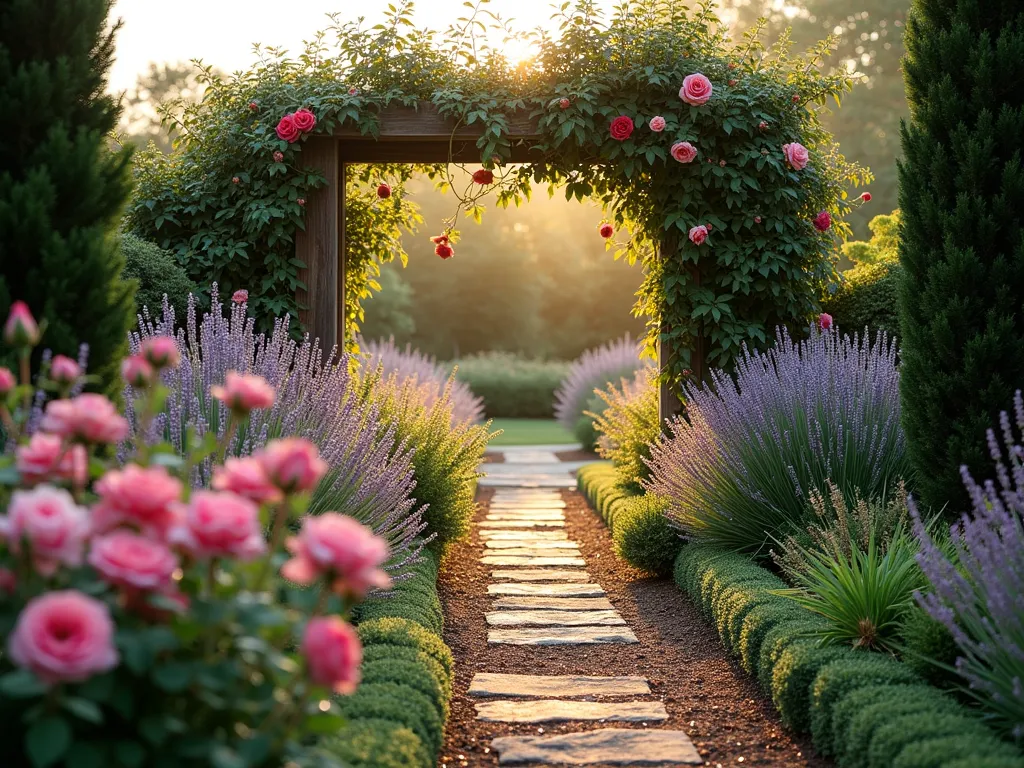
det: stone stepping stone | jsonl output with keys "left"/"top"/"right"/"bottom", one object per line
{"left": 485, "top": 547, "right": 579, "bottom": 557}
{"left": 481, "top": 556, "right": 587, "bottom": 567}
{"left": 485, "top": 609, "right": 625, "bottom": 627}
{"left": 503, "top": 450, "right": 561, "bottom": 464}
{"left": 484, "top": 539, "right": 578, "bottom": 549}
{"left": 491, "top": 570, "right": 590, "bottom": 582}
{"left": 486, "top": 512, "right": 565, "bottom": 521}
{"left": 476, "top": 699, "right": 667, "bottom": 724}
{"left": 480, "top": 520, "right": 564, "bottom": 528}
{"left": 488, "top": 626, "right": 638, "bottom": 645}
{"left": 491, "top": 729, "right": 702, "bottom": 765}
{"left": 469, "top": 673, "right": 650, "bottom": 698}
{"left": 492, "top": 596, "right": 613, "bottom": 610}
{"left": 489, "top": 500, "right": 567, "bottom": 508}
{"left": 488, "top": 582, "right": 605, "bottom": 597}
{"left": 491, "top": 492, "right": 563, "bottom": 499}
{"left": 480, "top": 529, "right": 568, "bottom": 540}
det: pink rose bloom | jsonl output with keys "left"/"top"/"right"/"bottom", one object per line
{"left": 141, "top": 336, "right": 180, "bottom": 369}
{"left": 689, "top": 225, "right": 709, "bottom": 246}
{"left": 813, "top": 210, "right": 832, "bottom": 232}
{"left": 211, "top": 371, "right": 276, "bottom": 413}
{"left": 8, "top": 591, "right": 119, "bottom": 684}
{"left": 212, "top": 456, "right": 283, "bottom": 505}
{"left": 232, "top": 289, "right": 249, "bottom": 304}
{"left": 41, "top": 394, "right": 128, "bottom": 444}
{"left": 671, "top": 141, "right": 698, "bottom": 164}
{"left": 276, "top": 114, "right": 300, "bottom": 143}
{"left": 50, "top": 355, "right": 81, "bottom": 385}
{"left": 3, "top": 486, "right": 89, "bottom": 576}
{"left": 272, "top": 151, "right": 284, "bottom": 163}
{"left": 0, "top": 366, "right": 15, "bottom": 395}
{"left": 92, "top": 464, "right": 183, "bottom": 538}
{"left": 88, "top": 531, "right": 178, "bottom": 591}
{"left": 259, "top": 438, "right": 328, "bottom": 494}
{"left": 168, "top": 491, "right": 266, "bottom": 560}
{"left": 680, "top": 73, "right": 713, "bottom": 106}
{"left": 819, "top": 313, "right": 834, "bottom": 331}
{"left": 648, "top": 115, "right": 666, "bottom": 132}
{"left": 293, "top": 108, "right": 317, "bottom": 133}
{"left": 302, "top": 616, "right": 362, "bottom": 695}
{"left": 121, "top": 355, "right": 154, "bottom": 389}
{"left": 16, "top": 433, "right": 87, "bottom": 487}
{"left": 4, "top": 301, "right": 40, "bottom": 347}
{"left": 782, "top": 142, "right": 809, "bottom": 170}
{"left": 281, "top": 513, "right": 391, "bottom": 596}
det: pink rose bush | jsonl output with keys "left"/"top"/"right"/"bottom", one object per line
{"left": 782, "top": 142, "right": 809, "bottom": 170}
{"left": 0, "top": 301, "right": 389, "bottom": 766}
{"left": 671, "top": 141, "right": 697, "bottom": 164}
{"left": 689, "top": 224, "right": 709, "bottom": 246}
{"left": 648, "top": 115, "right": 666, "bottom": 132}
{"left": 680, "top": 73, "right": 713, "bottom": 105}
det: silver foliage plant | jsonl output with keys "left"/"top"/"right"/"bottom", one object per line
{"left": 127, "top": 288, "right": 427, "bottom": 569}
{"left": 359, "top": 337, "right": 485, "bottom": 426}
{"left": 646, "top": 326, "right": 909, "bottom": 554}
{"left": 912, "top": 391, "right": 1024, "bottom": 740}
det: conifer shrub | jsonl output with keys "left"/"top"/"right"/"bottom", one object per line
{"left": 120, "top": 234, "right": 197, "bottom": 320}
{"left": 866, "top": 714, "right": 1006, "bottom": 768}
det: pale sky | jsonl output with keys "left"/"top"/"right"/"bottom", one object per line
{"left": 107, "top": 0, "right": 605, "bottom": 93}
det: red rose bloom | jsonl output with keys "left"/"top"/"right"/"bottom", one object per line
{"left": 297, "top": 198, "right": 306, "bottom": 207}
{"left": 599, "top": 223, "right": 614, "bottom": 239}
{"left": 609, "top": 116, "right": 634, "bottom": 141}
{"left": 276, "top": 114, "right": 300, "bottom": 143}
{"left": 792, "top": 94, "right": 801, "bottom": 103}
{"left": 435, "top": 243, "right": 454, "bottom": 260}
{"left": 249, "top": 101, "right": 259, "bottom": 111}
{"left": 813, "top": 211, "right": 832, "bottom": 231}
{"left": 430, "top": 234, "right": 449, "bottom": 246}
{"left": 559, "top": 98, "right": 570, "bottom": 109}
{"left": 293, "top": 108, "right": 316, "bottom": 133}
{"left": 861, "top": 192, "right": 872, "bottom": 202}
{"left": 273, "top": 151, "right": 284, "bottom": 163}
{"left": 472, "top": 169, "right": 494, "bottom": 185}
{"left": 377, "top": 183, "right": 392, "bottom": 199}
{"left": 758, "top": 121, "right": 769, "bottom": 131}
{"left": 231, "top": 176, "right": 240, "bottom": 185}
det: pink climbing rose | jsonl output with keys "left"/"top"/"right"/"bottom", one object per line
{"left": 4, "top": 301, "right": 39, "bottom": 347}
{"left": 671, "top": 141, "right": 697, "bottom": 164}
{"left": 782, "top": 142, "right": 809, "bottom": 170}
{"left": 293, "top": 108, "right": 317, "bottom": 133}
{"left": 91, "top": 464, "right": 183, "bottom": 539}
{"left": 281, "top": 513, "right": 391, "bottom": 597}
{"left": 689, "top": 225, "right": 709, "bottom": 246}
{"left": 49, "top": 355, "right": 80, "bottom": 385}
{"left": 121, "top": 356, "right": 154, "bottom": 389}
{"left": 232, "top": 289, "right": 249, "bottom": 304}
{"left": 169, "top": 491, "right": 267, "bottom": 560}
{"left": 212, "top": 457, "right": 283, "bottom": 505}
{"left": 819, "top": 312, "right": 834, "bottom": 331}
{"left": 40, "top": 394, "right": 129, "bottom": 444}
{"left": 275, "top": 114, "right": 301, "bottom": 143}
{"left": 302, "top": 616, "right": 362, "bottom": 695}
{"left": 680, "top": 73, "right": 713, "bottom": 106}
{"left": 16, "top": 433, "right": 87, "bottom": 488}
{"left": 2, "top": 486, "right": 90, "bottom": 575}
{"left": 259, "top": 438, "right": 328, "bottom": 494}
{"left": 648, "top": 115, "right": 666, "bottom": 132}
{"left": 141, "top": 336, "right": 180, "bottom": 369}
{"left": 211, "top": 371, "right": 275, "bottom": 414}
{"left": 88, "top": 531, "right": 178, "bottom": 591}
{"left": 813, "top": 211, "right": 832, "bottom": 232}
{"left": 609, "top": 116, "right": 634, "bottom": 141}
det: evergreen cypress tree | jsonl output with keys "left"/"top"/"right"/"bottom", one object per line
{"left": 0, "top": 0, "right": 135, "bottom": 390}
{"left": 898, "top": 0, "right": 1024, "bottom": 511}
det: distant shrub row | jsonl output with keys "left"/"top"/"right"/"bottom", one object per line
{"left": 453, "top": 352, "right": 569, "bottom": 419}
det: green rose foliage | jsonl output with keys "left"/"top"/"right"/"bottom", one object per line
{"left": 127, "top": 1, "right": 869, "bottom": 382}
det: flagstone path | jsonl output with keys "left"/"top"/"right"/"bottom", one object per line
{"left": 438, "top": 446, "right": 827, "bottom": 768}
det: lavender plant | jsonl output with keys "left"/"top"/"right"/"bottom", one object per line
{"left": 360, "top": 337, "right": 485, "bottom": 426}
{"left": 128, "top": 289, "right": 427, "bottom": 568}
{"left": 646, "top": 326, "right": 908, "bottom": 554}
{"left": 912, "top": 391, "right": 1024, "bottom": 741}
{"left": 554, "top": 335, "right": 653, "bottom": 441}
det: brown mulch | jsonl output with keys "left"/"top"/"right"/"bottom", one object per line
{"left": 437, "top": 488, "right": 829, "bottom": 768}
{"left": 554, "top": 449, "right": 601, "bottom": 463}
{"left": 481, "top": 453, "right": 506, "bottom": 464}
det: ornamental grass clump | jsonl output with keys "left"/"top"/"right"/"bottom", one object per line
{"left": 128, "top": 289, "right": 427, "bottom": 569}
{"left": 360, "top": 337, "right": 485, "bottom": 427}
{"left": 646, "top": 326, "right": 908, "bottom": 554}
{"left": 912, "top": 390, "right": 1024, "bottom": 741}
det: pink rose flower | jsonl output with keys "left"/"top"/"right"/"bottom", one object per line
{"left": 782, "top": 142, "right": 809, "bottom": 170}
{"left": 302, "top": 616, "right": 362, "bottom": 695}
{"left": 232, "top": 290, "right": 249, "bottom": 304}
{"left": 813, "top": 210, "right": 832, "bottom": 232}
{"left": 212, "top": 456, "right": 283, "bottom": 505}
{"left": 259, "top": 438, "right": 328, "bottom": 494}
{"left": 4, "top": 301, "right": 40, "bottom": 347}
{"left": 211, "top": 371, "right": 275, "bottom": 414}
{"left": 141, "top": 336, "right": 180, "bottom": 369}
{"left": 819, "top": 312, "right": 834, "bottom": 331}
{"left": 50, "top": 355, "right": 80, "bottom": 385}
{"left": 609, "top": 116, "right": 634, "bottom": 141}
{"left": 168, "top": 491, "right": 266, "bottom": 560}
{"left": 88, "top": 531, "right": 178, "bottom": 591}
{"left": 281, "top": 513, "right": 391, "bottom": 596}
{"left": 272, "top": 151, "right": 284, "bottom": 163}
{"left": 0, "top": 366, "right": 14, "bottom": 395}
{"left": 559, "top": 97, "right": 570, "bottom": 110}
{"left": 121, "top": 355, "right": 155, "bottom": 389}
{"left": 648, "top": 115, "right": 666, "bottom": 132}
{"left": 671, "top": 141, "right": 698, "bottom": 164}
{"left": 92, "top": 464, "right": 183, "bottom": 538}
{"left": 8, "top": 591, "right": 119, "bottom": 684}
{"left": 41, "top": 394, "right": 129, "bottom": 444}
{"left": 3, "top": 486, "right": 89, "bottom": 576}
{"left": 16, "top": 433, "right": 87, "bottom": 487}
{"left": 293, "top": 109, "right": 317, "bottom": 133}
{"left": 689, "top": 225, "right": 709, "bottom": 246}
{"left": 680, "top": 73, "right": 713, "bottom": 106}
{"left": 276, "top": 114, "right": 301, "bottom": 143}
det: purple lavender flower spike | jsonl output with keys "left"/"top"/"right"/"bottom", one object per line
{"left": 554, "top": 335, "right": 654, "bottom": 430}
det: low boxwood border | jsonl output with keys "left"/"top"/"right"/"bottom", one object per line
{"left": 577, "top": 462, "right": 681, "bottom": 576}
{"left": 325, "top": 548, "right": 454, "bottom": 768}
{"left": 674, "top": 544, "right": 1022, "bottom": 768}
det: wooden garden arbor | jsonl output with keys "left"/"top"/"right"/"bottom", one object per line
{"left": 294, "top": 103, "right": 686, "bottom": 421}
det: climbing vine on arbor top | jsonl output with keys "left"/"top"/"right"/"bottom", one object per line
{"left": 127, "top": 0, "right": 870, "bottom": 387}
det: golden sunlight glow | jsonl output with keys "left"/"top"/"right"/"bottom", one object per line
{"left": 501, "top": 36, "right": 538, "bottom": 66}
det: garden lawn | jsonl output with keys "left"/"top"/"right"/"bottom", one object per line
{"left": 488, "top": 418, "right": 575, "bottom": 446}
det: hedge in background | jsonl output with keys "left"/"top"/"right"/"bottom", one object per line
{"left": 673, "top": 545, "right": 1020, "bottom": 766}
{"left": 821, "top": 259, "right": 902, "bottom": 341}
{"left": 121, "top": 234, "right": 198, "bottom": 321}
{"left": 454, "top": 352, "right": 569, "bottom": 418}
{"left": 577, "top": 463, "right": 680, "bottom": 576}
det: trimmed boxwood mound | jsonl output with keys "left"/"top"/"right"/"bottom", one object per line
{"left": 326, "top": 548, "right": 454, "bottom": 768}
{"left": 577, "top": 462, "right": 681, "bottom": 576}
{"left": 673, "top": 545, "right": 1021, "bottom": 767}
